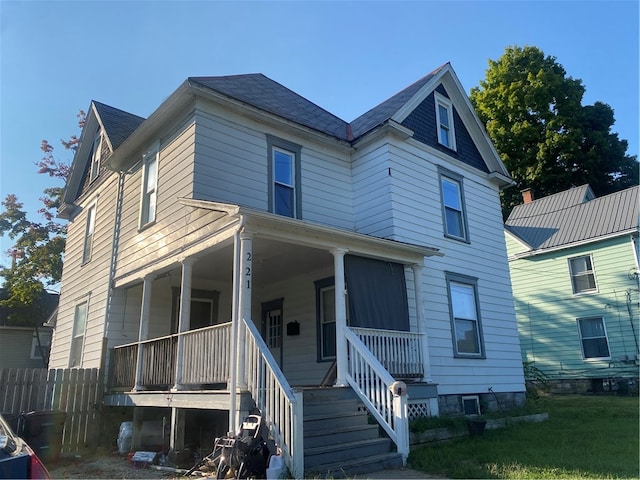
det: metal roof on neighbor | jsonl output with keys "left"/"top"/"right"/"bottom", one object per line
{"left": 189, "top": 66, "right": 445, "bottom": 142}
{"left": 505, "top": 185, "right": 640, "bottom": 250}
{"left": 93, "top": 101, "right": 145, "bottom": 150}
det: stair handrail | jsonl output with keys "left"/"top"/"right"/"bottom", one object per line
{"left": 344, "top": 326, "right": 409, "bottom": 461}
{"left": 241, "top": 317, "right": 304, "bottom": 479}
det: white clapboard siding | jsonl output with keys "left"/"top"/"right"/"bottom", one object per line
{"left": 193, "top": 102, "right": 355, "bottom": 229}
{"left": 352, "top": 142, "right": 394, "bottom": 237}
{"left": 355, "top": 137, "right": 526, "bottom": 395}
{"left": 50, "top": 174, "right": 119, "bottom": 369}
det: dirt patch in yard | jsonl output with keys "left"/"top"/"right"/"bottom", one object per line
{"left": 47, "top": 452, "right": 188, "bottom": 479}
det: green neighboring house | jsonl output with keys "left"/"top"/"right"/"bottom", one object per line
{"left": 505, "top": 184, "right": 639, "bottom": 394}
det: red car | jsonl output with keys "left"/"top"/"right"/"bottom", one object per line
{"left": 0, "top": 414, "right": 51, "bottom": 479}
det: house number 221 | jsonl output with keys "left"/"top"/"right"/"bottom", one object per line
{"left": 245, "top": 252, "right": 252, "bottom": 289}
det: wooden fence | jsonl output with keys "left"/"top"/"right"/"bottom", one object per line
{"left": 0, "top": 368, "right": 102, "bottom": 456}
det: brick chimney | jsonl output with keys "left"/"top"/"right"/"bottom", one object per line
{"left": 521, "top": 188, "right": 535, "bottom": 204}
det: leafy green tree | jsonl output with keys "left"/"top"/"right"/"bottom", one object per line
{"left": 0, "top": 111, "right": 84, "bottom": 323}
{"left": 470, "top": 45, "right": 638, "bottom": 217}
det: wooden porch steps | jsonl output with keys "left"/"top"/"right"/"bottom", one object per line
{"left": 302, "top": 387, "right": 403, "bottom": 478}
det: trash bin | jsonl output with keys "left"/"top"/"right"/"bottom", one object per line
{"left": 17, "top": 410, "right": 67, "bottom": 463}
{"left": 117, "top": 421, "right": 133, "bottom": 454}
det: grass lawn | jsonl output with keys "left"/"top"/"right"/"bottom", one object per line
{"left": 408, "top": 395, "right": 639, "bottom": 479}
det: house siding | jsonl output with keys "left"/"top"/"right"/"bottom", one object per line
{"left": 352, "top": 139, "right": 394, "bottom": 238}
{"left": 115, "top": 116, "right": 198, "bottom": 280}
{"left": 50, "top": 173, "right": 119, "bottom": 369}
{"left": 192, "top": 101, "right": 354, "bottom": 230}
{"left": 509, "top": 235, "right": 640, "bottom": 380}
{"left": 383, "top": 138, "right": 523, "bottom": 395}
{"left": 0, "top": 328, "right": 51, "bottom": 368}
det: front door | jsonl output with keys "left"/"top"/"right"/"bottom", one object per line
{"left": 261, "top": 299, "right": 284, "bottom": 368}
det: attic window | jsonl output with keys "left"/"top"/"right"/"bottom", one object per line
{"left": 89, "top": 130, "right": 103, "bottom": 182}
{"left": 435, "top": 92, "right": 456, "bottom": 151}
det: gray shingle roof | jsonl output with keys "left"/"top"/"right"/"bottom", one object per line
{"left": 190, "top": 66, "right": 447, "bottom": 142}
{"left": 189, "top": 74, "right": 350, "bottom": 140}
{"left": 93, "top": 101, "right": 145, "bottom": 150}
{"left": 349, "top": 66, "right": 444, "bottom": 138}
{"left": 506, "top": 185, "right": 640, "bottom": 250}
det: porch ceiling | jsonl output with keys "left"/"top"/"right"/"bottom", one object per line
{"left": 190, "top": 238, "right": 332, "bottom": 285}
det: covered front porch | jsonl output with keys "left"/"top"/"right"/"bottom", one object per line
{"left": 104, "top": 201, "right": 442, "bottom": 477}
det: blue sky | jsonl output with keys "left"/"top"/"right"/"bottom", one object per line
{"left": 0, "top": 0, "right": 638, "bottom": 269}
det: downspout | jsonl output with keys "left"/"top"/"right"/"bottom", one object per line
{"left": 228, "top": 213, "right": 246, "bottom": 434}
{"left": 102, "top": 171, "right": 127, "bottom": 381}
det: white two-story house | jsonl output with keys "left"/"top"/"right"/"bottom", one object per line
{"left": 50, "top": 63, "right": 525, "bottom": 477}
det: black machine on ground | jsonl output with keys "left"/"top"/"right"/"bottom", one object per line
{"left": 185, "top": 414, "right": 271, "bottom": 479}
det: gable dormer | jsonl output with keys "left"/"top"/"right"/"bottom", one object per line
{"left": 59, "top": 101, "right": 144, "bottom": 219}
{"left": 400, "top": 84, "right": 488, "bottom": 173}
{"left": 350, "top": 64, "right": 511, "bottom": 188}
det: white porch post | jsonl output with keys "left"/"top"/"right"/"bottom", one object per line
{"left": 237, "top": 231, "right": 253, "bottom": 390}
{"left": 229, "top": 230, "right": 240, "bottom": 433}
{"left": 412, "top": 263, "right": 433, "bottom": 383}
{"left": 134, "top": 274, "right": 153, "bottom": 391}
{"left": 332, "top": 248, "right": 348, "bottom": 386}
{"left": 172, "top": 257, "right": 194, "bottom": 391}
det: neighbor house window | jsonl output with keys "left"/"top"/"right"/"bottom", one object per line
{"left": 70, "top": 302, "right": 87, "bottom": 367}
{"left": 315, "top": 278, "right": 336, "bottom": 361}
{"left": 89, "top": 130, "right": 103, "bottom": 182}
{"left": 267, "top": 135, "right": 301, "bottom": 218}
{"left": 446, "top": 272, "right": 484, "bottom": 357}
{"left": 569, "top": 255, "right": 597, "bottom": 294}
{"left": 435, "top": 92, "right": 456, "bottom": 150}
{"left": 439, "top": 168, "right": 468, "bottom": 241}
{"left": 578, "top": 317, "right": 610, "bottom": 359}
{"left": 140, "top": 146, "right": 158, "bottom": 227}
{"left": 82, "top": 204, "right": 96, "bottom": 264}
{"left": 30, "top": 335, "right": 51, "bottom": 361}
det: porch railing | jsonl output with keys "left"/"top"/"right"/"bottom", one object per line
{"left": 242, "top": 317, "right": 303, "bottom": 479}
{"left": 349, "top": 327, "right": 424, "bottom": 378}
{"left": 108, "top": 323, "right": 232, "bottom": 390}
{"left": 344, "top": 326, "right": 409, "bottom": 461}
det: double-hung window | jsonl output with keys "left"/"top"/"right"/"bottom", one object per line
{"left": 577, "top": 317, "right": 610, "bottom": 359}
{"left": 140, "top": 147, "right": 158, "bottom": 227}
{"left": 89, "top": 130, "right": 102, "bottom": 182}
{"left": 439, "top": 168, "right": 468, "bottom": 241}
{"left": 435, "top": 92, "right": 456, "bottom": 150}
{"left": 267, "top": 135, "right": 301, "bottom": 219}
{"left": 70, "top": 302, "right": 87, "bottom": 367}
{"left": 446, "top": 272, "right": 484, "bottom": 357}
{"left": 82, "top": 204, "right": 96, "bottom": 264}
{"left": 569, "top": 255, "right": 597, "bottom": 294}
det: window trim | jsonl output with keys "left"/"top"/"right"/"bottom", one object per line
{"left": 435, "top": 92, "right": 456, "bottom": 151}
{"left": 462, "top": 395, "right": 481, "bottom": 415}
{"left": 82, "top": 202, "right": 97, "bottom": 265}
{"left": 438, "top": 167, "right": 469, "bottom": 243}
{"left": 267, "top": 135, "right": 302, "bottom": 219}
{"left": 89, "top": 129, "right": 103, "bottom": 183}
{"left": 70, "top": 301, "right": 88, "bottom": 368}
{"left": 445, "top": 272, "right": 485, "bottom": 358}
{"left": 568, "top": 254, "right": 598, "bottom": 294}
{"left": 577, "top": 316, "right": 611, "bottom": 360}
{"left": 139, "top": 145, "right": 159, "bottom": 229}
{"left": 315, "top": 277, "right": 336, "bottom": 362}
